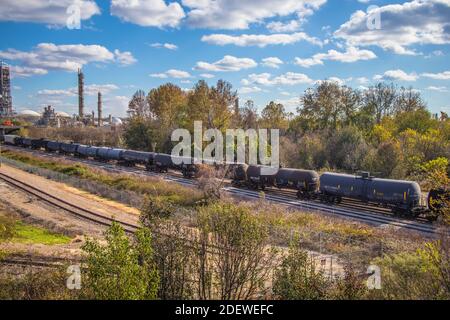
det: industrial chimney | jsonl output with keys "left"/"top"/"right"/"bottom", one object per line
{"left": 97, "top": 91, "right": 102, "bottom": 127}
{"left": 78, "top": 68, "right": 84, "bottom": 119}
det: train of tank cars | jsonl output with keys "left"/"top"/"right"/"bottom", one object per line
{"left": 2, "top": 135, "right": 447, "bottom": 220}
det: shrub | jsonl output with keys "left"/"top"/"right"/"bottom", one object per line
{"left": 273, "top": 240, "right": 330, "bottom": 300}
{"left": 81, "top": 222, "right": 159, "bottom": 300}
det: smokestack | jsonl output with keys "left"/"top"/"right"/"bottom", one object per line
{"left": 78, "top": 68, "right": 84, "bottom": 119}
{"left": 97, "top": 91, "right": 102, "bottom": 127}
{"left": 92, "top": 110, "right": 95, "bottom": 125}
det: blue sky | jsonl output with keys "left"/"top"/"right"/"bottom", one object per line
{"left": 0, "top": 0, "right": 449, "bottom": 117}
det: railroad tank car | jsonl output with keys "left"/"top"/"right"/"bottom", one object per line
{"left": 60, "top": 142, "right": 79, "bottom": 155}
{"left": 74, "top": 145, "right": 88, "bottom": 157}
{"left": 274, "top": 168, "right": 319, "bottom": 198}
{"left": 154, "top": 153, "right": 173, "bottom": 172}
{"left": 21, "top": 138, "right": 33, "bottom": 148}
{"left": 31, "top": 138, "right": 49, "bottom": 150}
{"left": 76, "top": 145, "right": 99, "bottom": 159}
{"left": 3, "top": 135, "right": 19, "bottom": 145}
{"left": 244, "top": 165, "right": 278, "bottom": 190}
{"left": 106, "top": 148, "right": 124, "bottom": 161}
{"left": 95, "top": 147, "right": 123, "bottom": 162}
{"left": 120, "top": 150, "right": 155, "bottom": 169}
{"left": 46, "top": 141, "right": 62, "bottom": 152}
{"left": 96, "top": 147, "right": 110, "bottom": 161}
{"left": 319, "top": 172, "right": 422, "bottom": 215}
{"left": 232, "top": 163, "right": 248, "bottom": 183}
{"left": 178, "top": 157, "right": 200, "bottom": 178}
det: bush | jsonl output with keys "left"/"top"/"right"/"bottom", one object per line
{"left": 197, "top": 202, "right": 277, "bottom": 300}
{"left": 81, "top": 222, "right": 159, "bottom": 300}
{"left": 371, "top": 234, "right": 450, "bottom": 300}
{"left": 0, "top": 268, "right": 75, "bottom": 300}
{"left": 273, "top": 240, "right": 330, "bottom": 300}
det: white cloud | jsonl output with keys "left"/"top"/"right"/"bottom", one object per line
{"left": 335, "top": 0, "right": 450, "bottom": 55}
{"left": 422, "top": 71, "right": 450, "bottom": 80}
{"left": 182, "top": 0, "right": 326, "bottom": 30}
{"left": 239, "top": 86, "right": 262, "bottom": 94}
{"left": 9, "top": 65, "right": 48, "bottom": 78}
{"left": 266, "top": 20, "right": 302, "bottom": 33}
{"left": 373, "top": 69, "right": 418, "bottom": 82}
{"left": 243, "top": 72, "right": 313, "bottom": 86}
{"left": 294, "top": 46, "right": 376, "bottom": 67}
{"left": 199, "top": 73, "right": 215, "bottom": 79}
{"left": 103, "top": 95, "right": 130, "bottom": 117}
{"left": 426, "top": 86, "right": 448, "bottom": 92}
{"left": 201, "top": 32, "right": 322, "bottom": 47}
{"left": 114, "top": 49, "right": 137, "bottom": 66}
{"left": 357, "top": 77, "right": 369, "bottom": 84}
{"left": 111, "top": 0, "right": 185, "bottom": 28}
{"left": 0, "top": 43, "right": 135, "bottom": 76}
{"left": 195, "top": 55, "right": 257, "bottom": 72}
{"left": 316, "top": 77, "right": 348, "bottom": 86}
{"left": 0, "top": 0, "right": 100, "bottom": 25}
{"left": 38, "top": 84, "right": 119, "bottom": 97}
{"left": 275, "top": 97, "right": 300, "bottom": 111}
{"left": 150, "top": 43, "right": 178, "bottom": 50}
{"left": 261, "top": 57, "right": 283, "bottom": 69}
{"left": 150, "top": 69, "right": 191, "bottom": 78}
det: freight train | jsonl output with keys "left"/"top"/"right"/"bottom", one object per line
{"left": 2, "top": 135, "right": 447, "bottom": 219}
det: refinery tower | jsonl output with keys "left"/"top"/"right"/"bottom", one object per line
{"left": 0, "top": 61, "right": 13, "bottom": 117}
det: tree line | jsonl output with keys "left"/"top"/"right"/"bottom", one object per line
{"left": 124, "top": 80, "right": 449, "bottom": 189}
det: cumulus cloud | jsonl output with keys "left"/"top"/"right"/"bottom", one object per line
{"left": 373, "top": 69, "right": 419, "bottom": 82}
{"left": 38, "top": 84, "right": 119, "bottom": 97}
{"left": 242, "top": 72, "right": 313, "bottom": 86}
{"left": 261, "top": 57, "right": 284, "bottom": 68}
{"left": 0, "top": 43, "right": 135, "bottom": 76}
{"left": 195, "top": 55, "right": 257, "bottom": 72}
{"left": 150, "top": 69, "right": 192, "bottom": 78}
{"left": 150, "top": 43, "right": 178, "bottom": 50}
{"left": 111, "top": 0, "right": 185, "bottom": 28}
{"left": 182, "top": 0, "right": 326, "bottom": 30}
{"left": 335, "top": 0, "right": 450, "bottom": 55}
{"left": 266, "top": 20, "right": 302, "bottom": 33}
{"left": 201, "top": 32, "right": 322, "bottom": 47}
{"left": 9, "top": 65, "right": 48, "bottom": 78}
{"left": 0, "top": 0, "right": 100, "bottom": 25}
{"left": 294, "top": 46, "right": 376, "bottom": 68}
{"left": 422, "top": 71, "right": 450, "bottom": 80}
{"left": 426, "top": 86, "right": 448, "bottom": 92}
{"left": 239, "top": 86, "right": 262, "bottom": 94}
{"left": 114, "top": 49, "right": 137, "bottom": 66}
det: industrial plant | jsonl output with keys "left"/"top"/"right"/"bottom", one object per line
{"left": 0, "top": 62, "right": 121, "bottom": 128}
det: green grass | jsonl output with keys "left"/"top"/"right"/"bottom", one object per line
{"left": 11, "top": 222, "right": 71, "bottom": 245}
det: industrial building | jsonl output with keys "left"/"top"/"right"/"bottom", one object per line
{"left": 0, "top": 61, "right": 13, "bottom": 117}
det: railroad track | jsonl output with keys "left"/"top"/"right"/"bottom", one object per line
{"left": 1, "top": 146, "right": 437, "bottom": 235}
{"left": 0, "top": 171, "right": 139, "bottom": 234}
{"left": 0, "top": 167, "right": 222, "bottom": 253}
